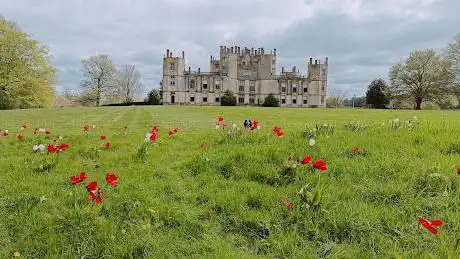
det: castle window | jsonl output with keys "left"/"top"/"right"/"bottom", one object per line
{"left": 238, "top": 97, "right": 244, "bottom": 104}
{"left": 293, "top": 99, "right": 297, "bottom": 104}
{"left": 303, "top": 87, "right": 307, "bottom": 93}
{"left": 321, "top": 81, "right": 326, "bottom": 91}
{"left": 239, "top": 85, "right": 244, "bottom": 92}
{"left": 321, "top": 96, "right": 325, "bottom": 104}
{"left": 281, "top": 87, "right": 286, "bottom": 93}
{"left": 281, "top": 98, "right": 286, "bottom": 104}
{"left": 249, "top": 98, "right": 255, "bottom": 104}
{"left": 250, "top": 81, "right": 256, "bottom": 92}
{"left": 239, "top": 80, "right": 245, "bottom": 86}
{"left": 215, "top": 80, "right": 220, "bottom": 89}
{"left": 190, "top": 97, "right": 195, "bottom": 102}
{"left": 170, "top": 63, "right": 175, "bottom": 71}
{"left": 303, "top": 99, "right": 308, "bottom": 104}
{"left": 293, "top": 87, "right": 297, "bottom": 93}
{"left": 203, "top": 83, "right": 208, "bottom": 89}
{"left": 215, "top": 97, "right": 220, "bottom": 103}
{"left": 170, "top": 76, "right": 175, "bottom": 86}
{"left": 190, "top": 79, "right": 195, "bottom": 88}
{"left": 203, "top": 97, "right": 208, "bottom": 103}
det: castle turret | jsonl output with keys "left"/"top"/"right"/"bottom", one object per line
{"left": 162, "top": 49, "right": 186, "bottom": 104}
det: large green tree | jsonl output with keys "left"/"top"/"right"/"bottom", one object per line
{"left": 389, "top": 49, "right": 455, "bottom": 110}
{"left": 366, "top": 78, "right": 389, "bottom": 109}
{"left": 0, "top": 16, "right": 56, "bottom": 109}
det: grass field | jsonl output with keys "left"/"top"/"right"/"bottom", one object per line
{"left": 1, "top": 106, "right": 460, "bottom": 258}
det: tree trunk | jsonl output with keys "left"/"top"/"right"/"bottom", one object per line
{"left": 415, "top": 99, "right": 422, "bottom": 110}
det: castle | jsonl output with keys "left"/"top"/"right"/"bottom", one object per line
{"left": 161, "top": 46, "right": 328, "bottom": 107}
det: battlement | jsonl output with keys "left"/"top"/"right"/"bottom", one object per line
{"left": 308, "top": 57, "right": 329, "bottom": 66}
{"left": 164, "top": 49, "right": 185, "bottom": 59}
{"left": 219, "top": 45, "right": 277, "bottom": 57}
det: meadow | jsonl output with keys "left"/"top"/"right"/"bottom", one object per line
{"left": 1, "top": 106, "right": 460, "bottom": 258}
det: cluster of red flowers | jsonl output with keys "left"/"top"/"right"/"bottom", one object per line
{"left": 70, "top": 171, "right": 118, "bottom": 204}
{"left": 251, "top": 120, "right": 260, "bottom": 130}
{"left": 273, "top": 126, "right": 284, "bottom": 137}
{"left": 100, "top": 135, "right": 111, "bottom": 149}
{"left": 216, "top": 116, "right": 227, "bottom": 129}
{"left": 301, "top": 155, "right": 327, "bottom": 171}
{"left": 418, "top": 216, "right": 443, "bottom": 235}
{"left": 168, "top": 128, "right": 179, "bottom": 137}
{"left": 47, "top": 143, "right": 69, "bottom": 153}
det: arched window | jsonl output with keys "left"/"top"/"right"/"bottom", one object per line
{"left": 190, "top": 79, "right": 195, "bottom": 88}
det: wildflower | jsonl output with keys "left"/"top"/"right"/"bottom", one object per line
{"left": 418, "top": 216, "right": 443, "bottom": 235}
{"left": 14, "top": 251, "right": 20, "bottom": 258}
{"left": 105, "top": 172, "right": 118, "bottom": 187}
{"left": 71, "top": 172, "right": 87, "bottom": 185}
{"left": 309, "top": 138, "right": 316, "bottom": 146}
{"left": 200, "top": 142, "right": 208, "bottom": 149}
{"left": 352, "top": 147, "right": 360, "bottom": 153}
{"left": 86, "top": 181, "right": 103, "bottom": 204}
{"left": 83, "top": 125, "right": 90, "bottom": 132}
{"left": 151, "top": 126, "right": 159, "bottom": 134}
{"left": 47, "top": 143, "right": 69, "bottom": 153}
{"left": 173, "top": 128, "right": 178, "bottom": 133}
{"left": 218, "top": 116, "right": 224, "bottom": 122}
{"left": 251, "top": 120, "right": 259, "bottom": 130}
{"left": 150, "top": 133, "right": 157, "bottom": 142}
{"left": 100, "top": 135, "right": 106, "bottom": 140}
{"left": 17, "top": 134, "right": 24, "bottom": 140}
{"left": 38, "top": 128, "right": 46, "bottom": 133}
{"left": 215, "top": 124, "right": 220, "bottom": 129}
{"left": 288, "top": 156, "right": 292, "bottom": 161}
{"left": 312, "top": 159, "right": 327, "bottom": 171}
{"left": 145, "top": 133, "right": 152, "bottom": 142}
{"left": 45, "top": 130, "right": 51, "bottom": 135}
{"left": 59, "top": 136, "right": 63, "bottom": 140}
{"left": 281, "top": 198, "right": 294, "bottom": 210}
{"left": 20, "top": 126, "right": 25, "bottom": 131}
{"left": 105, "top": 142, "right": 111, "bottom": 149}
{"left": 92, "top": 125, "right": 96, "bottom": 129}
{"left": 302, "top": 155, "right": 312, "bottom": 165}
{"left": 3, "top": 130, "right": 8, "bottom": 136}
{"left": 456, "top": 167, "right": 460, "bottom": 175}
{"left": 33, "top": 144, "right": 46, "bottom": 152}
{"left": 232, "top": 124, "right": 237, "bottom": 129}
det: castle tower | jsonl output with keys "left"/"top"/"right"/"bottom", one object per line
{"left": 162, "top": 49, "right": 186, "bottom": 104}
{"left": 307, "top": 57, "right": 328, "bottom": 107}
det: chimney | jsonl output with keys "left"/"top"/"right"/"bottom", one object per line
{"left": 315, "top": 60, "right": 318, "bottom": 65}
{"left": 309, "top": 58, "right": 313, "bottom": 64}
{"left": 182, "top": 51, "right": 185, "bottom": 58}
{"left": 227, "top": 47, "right": 230, "bottom": 53}
{"left": 198, "top": 67, "right": 201, "bottom": 74}
{"left": 188, "top": 67, "right": 191, "bottom": 73}
{"left": 261, "top": 48, "right": 264, "bottom": 54}
{"left": 231, "top": 47, "right": 234, "bottom": 53}
{"left": 238, "top": 46, "right": 241, "bottom": 54}
{"left": 251, "top": 48, "right": 254, "bottom": 56}
{"left": 255, "top": 49, "right": 258, "bottom": 55}
{"left": 282, "top": 67, "right": 284, "bottom": 73}
{"left": 325, "top": 57, "right": 329, "bottom": 64}
{"left": 211, "top": 55, "right": 213, "bottom": 62}
{"left": 274, "top": 48, "right": 277, "bottom": 56}
{"left": 166, "top": 49, "right": 170, "bottom": 58}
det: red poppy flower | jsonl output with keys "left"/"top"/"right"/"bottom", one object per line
{"left": 47, "top": 144, "right": 57, "bottom": 153}
{"left": 302, "top": 155, "right": 312, "bottom": 165}
{"left": 276, "top": 130, "right": 284, "bottom": 137}
{"left": 2, "top": 132, "right": 8, "bottom": 137}
{"left": 22, "top": 124, "right": 27, "bottom": 129}
{"left": 150, "top": 133, "right": 157, "bottom": 142}
{"left": 100, "top": 135, "right": 106, "bottom": 140}
{"left": 168, "top": 130, "right": 174, "bottom": 137}
{"left": 87, "top": 188, "right": 103, "bottom": 204}
{"left": 287, "top": 156, "right": 292, "bottom": 161}
{"left": 312, "top": 159, "right": 327, "bottom": 171}
{"left": 45, "top": 130, "right": 51, "bottom": 135}
{"left": 105, "top": 142, "right": 111, "bottom": 149}
{"left": 218, "top": 116, "right": 224, "bottom": 122}
{"left": 57, "top": 143, "right": 69, "bottom": 151}
{"left": 71, "top": 171, "right": 87, "bottom": 185}
{"left": 17, "top": 134, "right": 24, "bottom": 140}
{"left": 418, "top": 216, "right": 443, "bottom": 235}
{"left": 251, "top": 120, "right": 259, "bottom": 130}
{"left": 86, "top": 181, "right": 98, "bottom": 192}
{"left": 352, "top": 147, "right": 360, "bottom": 153}
{"left": 281, "top": 198, "right": 294, "bottom": 210}
{"left": 151, "top": 126, "right": 159, "bottom": 134}
{"left": 173, "top": 128, "right": 178, "bottom": 133}
{"left": 105, "top": 172, "right": 118, "bottom": 188}
{"left": 287, "top": 203, "right": 293, "bottom": 209}
{"left": 456, "top": 167, "right": 460, "bottom": 175}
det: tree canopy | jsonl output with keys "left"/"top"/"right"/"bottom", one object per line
{"left": 389, "top": 49, "right": 455, "bottom": 110}
{"left": 80, "top": 54, "right": 117, "bottom": 106}
{"left": 220, "top": 90, "right": 237, "bottom": 106}
{"left": 0, "top": 16, "right": 56, "bottom": 109}
{"left": 366, "top": 78, "right": 389, "bottom": 109}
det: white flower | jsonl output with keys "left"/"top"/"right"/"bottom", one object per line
{"left": 32, "top": 145, "right": 39, "bottom": 152}
{"left": 38, "top": 128, "right": 46, "bottom": 133}
{"left": 215, "top": 124, "right": 220, "bottom": 129}
{"left": 38, "top": 144, "right": 46, "bottom": 151}
{"left": 92, "top": 125, "right": 96, "bottom": 129}
{"left": 4, "top": 129, "right": 8, "bottom": 133}
{"left": 20, "top": 127, "right": 25, "bottom": 131}
{"left": 232, "top": 124, "right": 237, "bottom": 129}
{"left": 58, "top": 136, "right": 63, "bottom": 140}
{"left": 144, "top": 133, "right": 152, "bottom": 142}
{"left": 309, "top": 138, "right": 316, "bottom": 146}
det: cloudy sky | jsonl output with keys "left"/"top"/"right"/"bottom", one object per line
{"left": 2, "top": 0, "right": 459, "bottom": 98}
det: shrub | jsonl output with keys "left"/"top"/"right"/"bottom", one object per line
{"left": 220, "top": 90, "right": 237, "bottom": 106}
{"left": 145, "top": 89, "right": 161, "bottom": 105}
{"left": 262, "top": 94, "right": 279, "bottom": 107}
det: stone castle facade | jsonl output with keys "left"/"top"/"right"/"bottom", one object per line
{"left": 161, "top": 46, "right": 328, "bottom": 107}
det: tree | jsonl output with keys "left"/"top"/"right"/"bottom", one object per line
{"left": 0, "top": 16, "right": 56, "bottom": 109}
{"left": 80, "top": 54, "right": 117, "bottom": 106}
{"left": 220, "top": 90, "right": 237, "bottom": 106}
{"left": 262, "top": 93, "right": 279, "bottom": 107}
{"left": 366, "top": 78, "right": 389, "bottom": 109}
{"left": 326, "top": 97, "right": 343, "bottom": 108}
{"left": 446, "top": 34, "right": 460, "bottom": 91}
{"left": 115, "top": 64, "right": 143, "bottom": 103}
{"left": 145, "top": 89, "right": 161, "bottom": 105}
{"left": 389, "top": 49, "right": 455, "bottom": 110}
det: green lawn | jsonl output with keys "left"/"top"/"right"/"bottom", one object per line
{"left": 1, "top": 106, "right": 460, "bottom": 258}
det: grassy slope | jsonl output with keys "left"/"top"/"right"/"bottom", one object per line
{"left": 0, "top": 106, "right": 459, "bottom": 258}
